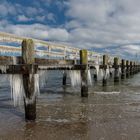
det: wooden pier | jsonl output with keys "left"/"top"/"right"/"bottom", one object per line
{"left": 0, "top": 32, "right": 140, "bottom": 121}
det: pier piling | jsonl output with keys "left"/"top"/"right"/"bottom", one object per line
{"left": 114, "top": 57, "right": 120, "bottom": 83}
{"left": 130, "top": 61, "right": 133, "bottom": 75}
{"left": 126, "top": 60, "right": 130, "bottom": 78}
{"left": 22, "top": 39, "right": 36, "bottom": 121}
{"left": 121, "top": 59, "right": 126, "bottom": 79}
{"left": 103, "top": 55, "right": 108, "bottom": 86}
{"left": 63, "top": 71, "right": 67, "bottom": 85}
{"left": 80, "top": 49, "right": 88, "bottom": 97}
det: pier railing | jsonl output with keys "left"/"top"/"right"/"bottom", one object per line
{"left": 0, "top": 32, "right": 102, "bottom": 63}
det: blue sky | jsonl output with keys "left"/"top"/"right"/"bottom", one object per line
{"left": 0, "top": 0, "right": 140, "bottom": 60}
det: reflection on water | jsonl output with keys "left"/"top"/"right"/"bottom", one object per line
{"left": 0, "top": 71, "right": 140, "bottom": 140}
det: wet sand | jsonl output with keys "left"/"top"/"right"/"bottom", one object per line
{"left": 0, "top": 73, "right": 140, "bottom": 140}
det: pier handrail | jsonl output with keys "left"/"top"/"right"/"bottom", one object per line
{"left": 0, "top": 32, "right": 103, "bottom": 63}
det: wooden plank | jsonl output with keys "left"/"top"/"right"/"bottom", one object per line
{"left": 0, "top": 64, "right": 38, "bottom": 74}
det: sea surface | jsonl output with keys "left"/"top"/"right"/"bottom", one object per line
{"left": 0, "top": 71, "right": 140, "bottom": 140}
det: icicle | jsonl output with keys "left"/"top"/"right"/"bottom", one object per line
{"left": 69, "top": 70, "right": 81, "bottom": 87}
{"left": 38, "top": 70, "right": 48, "bottom": 88}
{"left": 10, "top": 74, "right": 40, "bottom": 106}
{"left": 12, "top": 56, "right": 17, "bottom": 64}
{"left": 103, "top": 68, "right": 110, "bottom": 80}
{"left": 119, "top": 67, "right": 122, "bottom": 75}
{"left": 88, "top": 70, "right": 92, "bottom": 85}
{"left": 0, "top": 65, "right": 8, "bottom": 73}
{"left": 97, "top": 69, "right": 104, "bottom": 81}
{"left": 10, "top": 74, "right": 25, "bottom": 106}
{"left": 94, "top": 65, "right": 99, "bottom": 76}
{"left": 35, "top": 74, "right": 40, "bottom": 96}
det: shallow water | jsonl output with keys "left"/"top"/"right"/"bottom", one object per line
{"left": 0, "top": 71, "right": 140, "bottom": 140}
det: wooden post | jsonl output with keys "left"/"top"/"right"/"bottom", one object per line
{"left": 114, "top": 57, "right": 120, "bottom": 82}
{"left": 126, "top": 60, "right": 130, "bottom": 78}
{"left": 62, "top": 71, "right": 67, "bottom": 85}
{"left": 22, "top": 39, "right": 36, "bottom": 121}
{"left": 80, "top": 49, "right": 88, "bottom": 97}
{"left": 121, "top": 59, "right": 126, "bottom": 79}
{"left": 103, "top": 55, "right": 108, "bottom": 86}
{"left": 130, "top": 61, "right": 133, "bottom": 75}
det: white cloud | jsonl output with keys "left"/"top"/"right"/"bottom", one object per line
{"left": 17, "top": 15, "right": 32, "bottom": 22}
{"left": 1, "top": 0, "right": 140, "bottom": 58}
{"left": 0, "top": 21, "right": 69, "bottom": 42}
{"left": 63, "top": 0, "right": 140, "bottom": 57}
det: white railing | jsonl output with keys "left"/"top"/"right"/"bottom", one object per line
{"left": 0, "top": 31, "right": 105, "bottom": 64}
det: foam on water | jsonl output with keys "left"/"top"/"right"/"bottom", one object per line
{"left": 94, "top": 91, "right": 120, "bottom": 94}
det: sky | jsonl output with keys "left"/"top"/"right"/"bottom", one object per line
{"left": 0, "top": 0, "right": 140, "bottom": 60}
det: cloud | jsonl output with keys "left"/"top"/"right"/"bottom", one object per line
{"left": 63, "top": 0, "right": 140, "bottom": 57}
{"left": 17, "top": 15, "right": 32, "bottom": 22}
{"left": 0, "top": 21, "right": 69, "bottom": 42}
{"left": 1, "top": 0, "right": 140, "bottom": 59}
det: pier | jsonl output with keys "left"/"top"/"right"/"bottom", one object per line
{"left": 0, "top": 32, "right": 140, "bottom": 121}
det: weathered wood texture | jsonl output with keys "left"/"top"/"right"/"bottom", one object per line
{"left": 22, "top": 39, "right": 36, "bottom": 121}
{"left": 130, "top": 61, "right": 133, "bottom": 75}
{"left": 114, "top": 57, "right": 120, "bottom": 82}
{"left": 126, "top": 60, "right": 130, "bottom": 78}
{"left": 121, "top": 59, "right": 126, "bottom": 79}
{"left": 80, "top": 50, "right": 88, "bottom": 97}
{"left": 103, "top": 55, "right": 108, "bottom": 86}
{"left": 62, "top": 71, "right": 67, "bottom": 85}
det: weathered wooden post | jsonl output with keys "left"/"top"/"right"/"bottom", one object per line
{"left": 80, "top": 49, "right": 88, "bottom": 97}
{"left": 114, "top": 57, "right": 120, "bottom": 82}
{"left": 126, "top": 60, "right": 130, "bottom": 78}
{"left": 121, "top": 59, "right": 126, "bottom": 79}
{"left": 135, "top": 62, "right": 138, "bottom": 74}
{"left": 22, "top": 39, "right": 36, "bottom": 121}
{"left": 130, "top": 61, "right": 133, "bottom": 75}
{"left": 133, "top": 62, "right": 135, "bottom": 74}
{"left": 62, "top": 71, "right": 67, "bottom": 85}
{"left": 103, "top": 55, "right": 108, "bottom": 86}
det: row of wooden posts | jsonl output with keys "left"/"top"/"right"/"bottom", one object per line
{"left": 1, "top": 39, "right": 140, "bottom": 121}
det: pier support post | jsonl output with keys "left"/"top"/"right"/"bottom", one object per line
{"left": 126, "top": 60, "right": 130, "bottom": 78}
{"left": 63, "top": 71, "right": 67, "bottom": 85}
{"left": 114, "top": 57, "right": 120, "bottom": 82}
{"left": 103, "top": 55, "right": 108, "bottom": 86}
{"left": 130, "top": 61, "right": 133, "bottom": 75}
{"left": 121, "top": 59, "right": 126, "bottom": 79}
{"left": 80, "top": 49, "right": 88, "bottom": 97}
{"left": 22, "top": 39, "right": 36, "bottom": 121}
